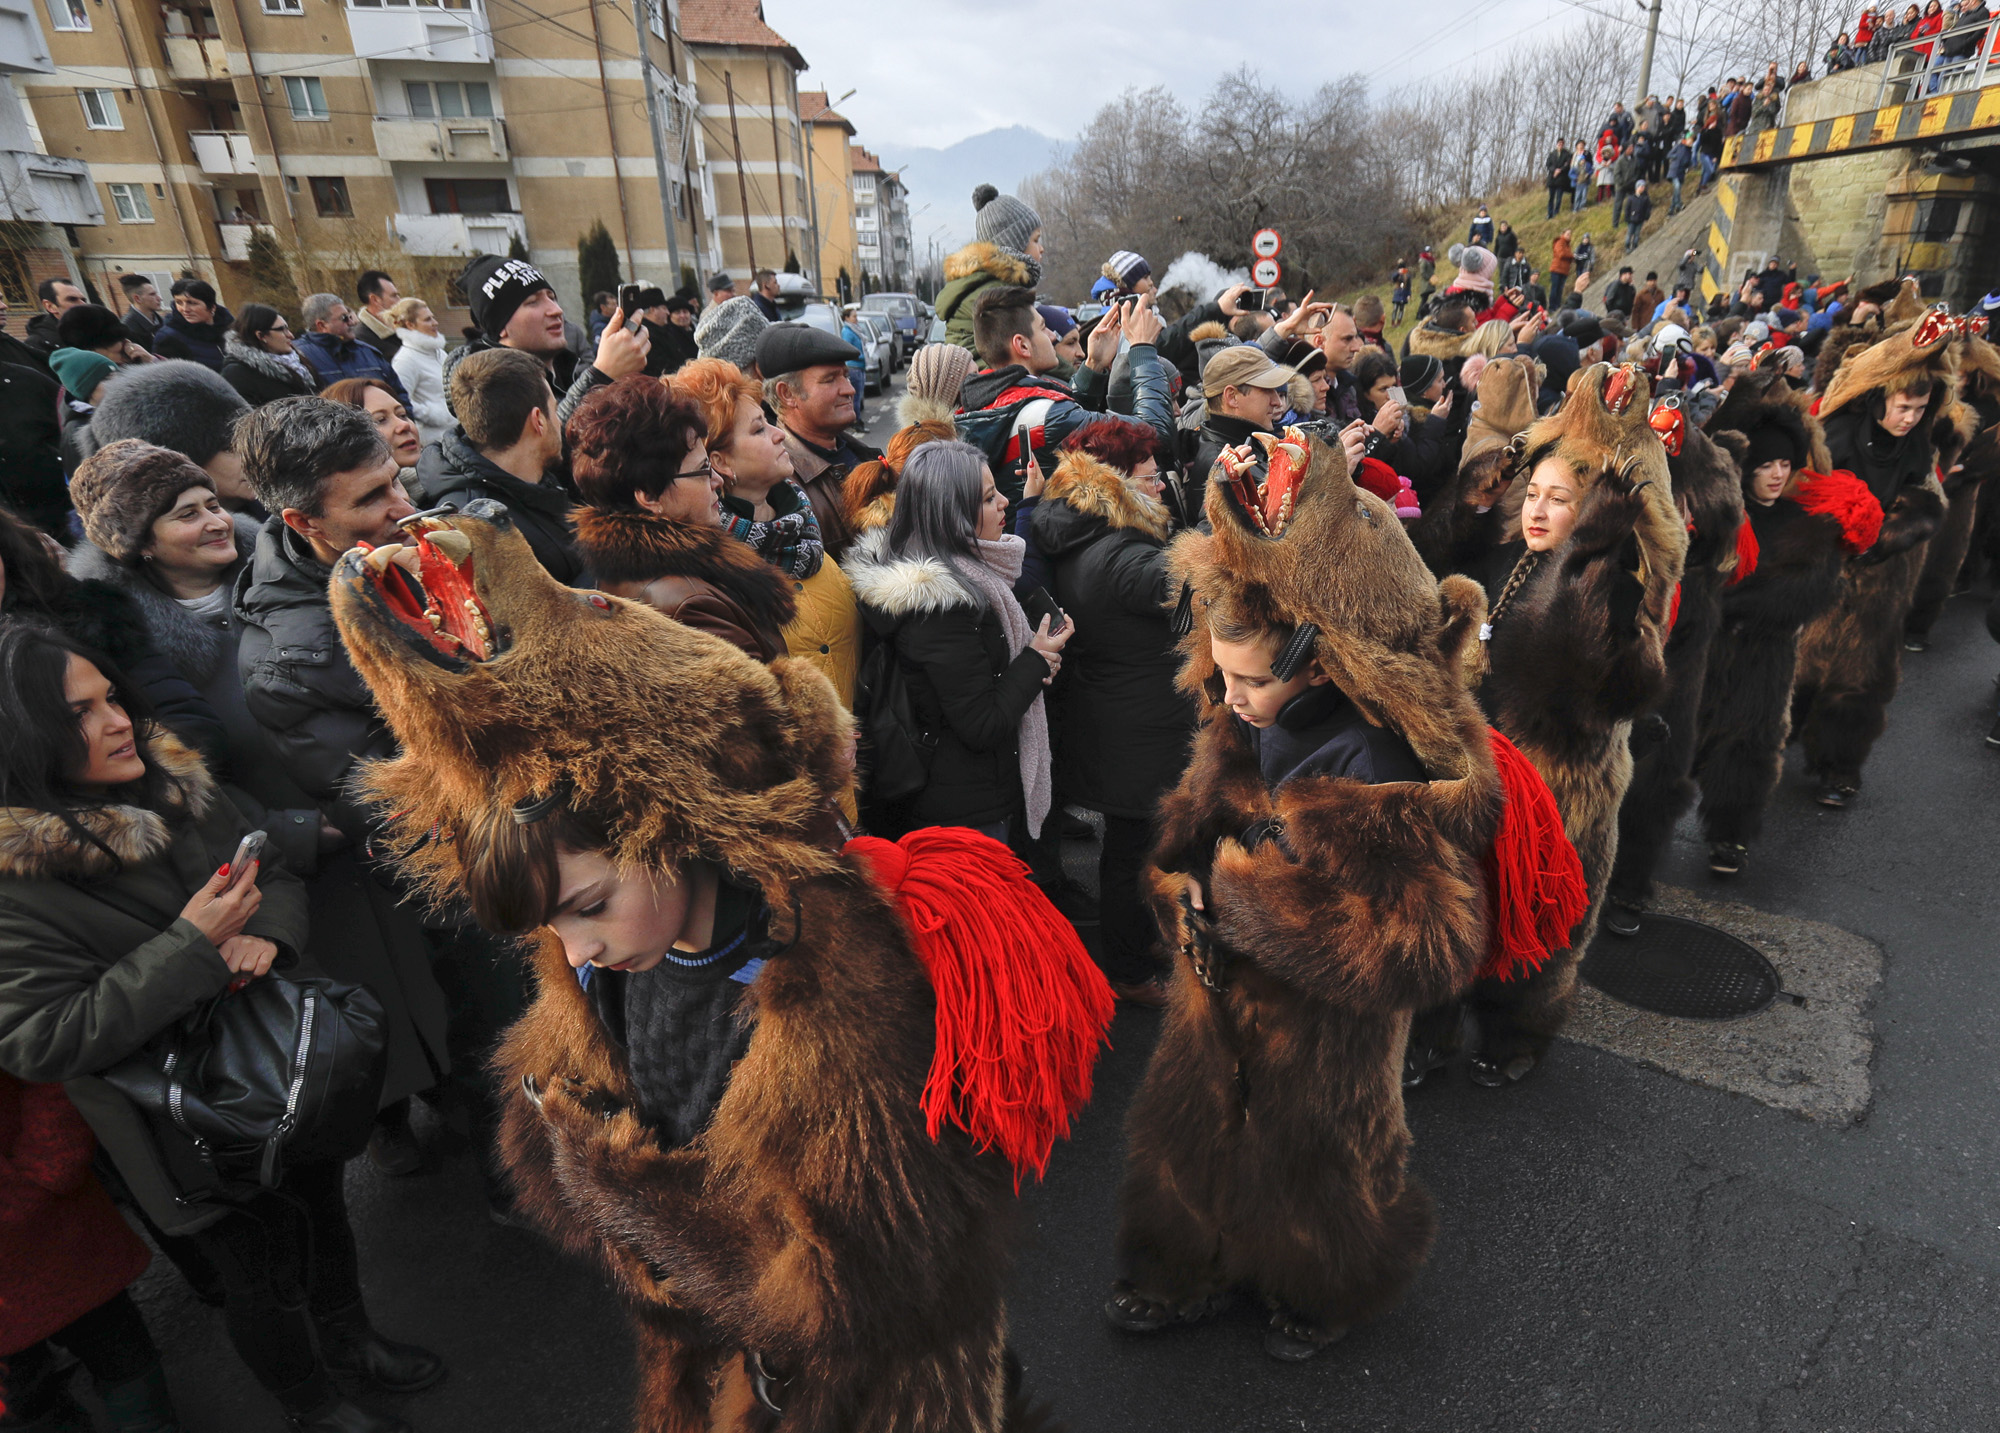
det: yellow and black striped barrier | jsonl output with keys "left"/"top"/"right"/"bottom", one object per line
{"left": 1722, "top": 82, "right": 2000, "bottom": 171}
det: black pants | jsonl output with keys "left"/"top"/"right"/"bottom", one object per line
{"left": 148, "top": 1158, "right": 361, "bottom": 1406}
{"left": 1097, "top": 815, "right": 1163, "bottom": 985}
{"left": 2, "top": 1290, "right": 158, "bottom": 1412}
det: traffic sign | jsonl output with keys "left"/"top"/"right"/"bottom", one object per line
{"left": 1251, "top": 228, "right": 1282, "bottom": 259}
{"left": 1252, "top": 257, "right": 1281, "bottom": 288}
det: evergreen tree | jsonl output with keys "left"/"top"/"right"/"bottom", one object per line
{"left": 246, "top": 227, "right": 295, "bottom": 311}
{"left": 783, "top": 249, "right": 800, "bottom": 274}
{"left": 577, "top": 220, "right": 621, "bottom": 299}
{"left": 507, "top": 230, "right": 531, "bottom": 262}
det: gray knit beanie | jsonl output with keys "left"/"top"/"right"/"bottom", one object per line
{"left": 88, "top": 359, "right": 249, "bottom": 468}
{"left": 694, "top": 295, "right": 771, "bottom": 372}
{"left": 972, "top": 184, "right": 1041, "bottom": 255}
{"left": 904, "top": 341, "right": 974, "bottom": 408}
{"left": 70, "top": 438, "right": 215, "bottom": 563}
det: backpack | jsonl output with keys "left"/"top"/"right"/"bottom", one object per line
{"left": 956, "top": 390, "right": 1063, "bottom": 502}
{"left": 851, "top": 632, "right": 937, "bottom": 829}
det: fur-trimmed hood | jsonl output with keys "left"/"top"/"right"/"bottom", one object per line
{"left": 1408, "top": 319, "right": 1473, "bottom": 360}
{"left": 894, "top": 390, "right": 960, "bottom": 430}
{"left": 840, "top": 523, "right": 983, "bottom": 620}
{"left": 64, "top": 514, "right": 264, "bottom": 687}
{"left": 1037, "top": 450, "right": 1171, "bottom": 547}
{"left": 570, "top": 505, "right": 797, "bottom": 636}
{"left": 942, "top": 241, "right": 1035, "bottom": 287}
{"left": 222, "top": 331, "right": 313, "bottom": 385}
{"left": 0, "top": 729, "right": 212, "bottom": 880}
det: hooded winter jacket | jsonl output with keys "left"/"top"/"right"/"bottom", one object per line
{"left": 843, "top": 525, "right": 1051, "bottom": 833}
{"left": 152, "top": 307, "right": 233, "bottom": 370}
{"left": 417, "top": 428, "right": 586, "bottom": 585}
{"left": 218, "top": 332, "right": 315, "bottom": 407}
{"left": 936, "top": 242, "right": 1037, "bottom": 354}
{"left": 0, "top": 730, "right": 308, "bottom": 1233}
{"left": 1029, "top": 451, "right": 1194, "bottom": 818}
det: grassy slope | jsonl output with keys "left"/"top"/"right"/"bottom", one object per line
{"left": 1340, "top": 184, "right": 1624, "bottom": 351}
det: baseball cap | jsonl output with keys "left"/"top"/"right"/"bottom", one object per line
{"left": 1201, "top": 344, "right": 1296, "bottom": 392}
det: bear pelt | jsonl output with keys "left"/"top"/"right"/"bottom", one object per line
{"left": 1695, "top": 492, "right": 1849, "bottom": 849}
{"left": 327, "top": 504, "right": 1037, "bottom": 1433}
{"left": 1458, "top": 364, "right": 1686, "bottom": 1059}
{"left": 1607, "top": 416, "right": 1746, "bottom": 910}
{"left": 1115, "top": 428, "right": 1502, "bottom": 1331}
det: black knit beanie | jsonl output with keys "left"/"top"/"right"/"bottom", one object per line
{"left": 1745, "top": 420, "right": 1801, "bottom": 472}
{"left": 460, "top": 254, "right": 555, "bottom": 339}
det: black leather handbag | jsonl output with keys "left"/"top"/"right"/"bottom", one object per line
{"left": 852, "top": 634, "right": 937, "bottom": 813}
{"left": 103, "top": 973, "right": 388, "bottom": 1194}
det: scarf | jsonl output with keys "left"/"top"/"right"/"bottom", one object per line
{"left": 955, "top": 533, "right": 1051, "bottom": 839}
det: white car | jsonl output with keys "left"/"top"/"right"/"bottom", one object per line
{"left": 847, "top": 311, "right": 893, "bottom": 394}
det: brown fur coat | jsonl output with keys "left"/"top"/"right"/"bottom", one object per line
{"left": 1117, "top": 430, "right": 1502, "bottom": 1330}
{"left": 329, "top": 503, "right": 1041, "bottom": 1432}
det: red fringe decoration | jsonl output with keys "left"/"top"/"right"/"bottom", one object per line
{"left": 1728, "top": 514, "right": 1761, "bottom": 586}
{"left": 1792, "top": 468, "right": 1885, "bottom": 554}
{"left": 845, "top": 829, "right": 1114, "bottom": 1187}
{"left": 1666, "top": 582, "right": 1681, "bottom": 635}
{"left": 1478, "top": 729, "right": 1590, "bottom": 983}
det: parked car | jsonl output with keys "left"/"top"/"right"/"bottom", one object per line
{"left": 847, "top": 311, "right": 892, "bottom": 394}
{"left": 861, "top": 291, "right": 925, "bottom": 360}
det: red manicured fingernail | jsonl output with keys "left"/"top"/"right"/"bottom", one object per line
{"left": 217, "top": 863, "right": 230, "bottom": 878}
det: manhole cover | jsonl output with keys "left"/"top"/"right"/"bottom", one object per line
{"left": 1579, "top": 914, "right": 1780, "bottom": 1020}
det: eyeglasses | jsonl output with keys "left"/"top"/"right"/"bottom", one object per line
{"left": 675, "top": 462, "right": 716, "bottom": 484}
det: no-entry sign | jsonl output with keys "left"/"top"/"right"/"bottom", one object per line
{"left": 1252, "top": 257, "right": 1281, "bottom": 288}
{"left": 1252, "top": 228, "right": 1283, "bottom": 259}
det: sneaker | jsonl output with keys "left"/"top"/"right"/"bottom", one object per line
{"left": 1602, "top": 902, "right": 1642, "bottom": 937}
{"left": 366, "top": 1115, "right": 422, "bottom": 1178}
{"left": 1707, "top": 842, "right": 1746, "bottom": 877}
{"left": 1904, "top": 636, "right": 1929, "bottom": 652}
{"left": 1814, "top": 780, "right": 1856, "bottom": 809}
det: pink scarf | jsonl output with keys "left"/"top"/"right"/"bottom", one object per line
{"left": 956, "top": 534, "right": 1052, "bottom": 838}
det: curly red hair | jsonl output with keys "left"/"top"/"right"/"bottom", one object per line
{"left": 566, "top": 375, "right": 706, "bottom": 510}
{"left": 1061, "top": 418, "right": 1163, "bottom": 474}
{"left": 670, "top": 357, "right": 763, "bottom": 454}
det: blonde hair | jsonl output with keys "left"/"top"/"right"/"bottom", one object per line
{"left": 1464, "top": 319, "right": 1515, "bottom": 358}
{"left": 387, "top": 297, "right": 431, "bottom": 328}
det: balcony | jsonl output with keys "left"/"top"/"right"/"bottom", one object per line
{"left": 390, "top": 209, "right": 525, "bottom": 256}
{"left": 163, "top": 35, "right": 230, "bottom": 82}
{"left": 189, "top": 130, "right": 258, "bottom": 175}
{"left": 0, "top": 150, "right": 103, "bottom": 225}
{"left": 345, "top": 0, "right": 492, "bottom": 64}
{"left": 371, "top": 116, "right": 507, "bottom": 163}
{"left": 219, "top": 221, "right": 275, "bottom": 262}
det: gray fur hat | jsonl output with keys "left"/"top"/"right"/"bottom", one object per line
{"left": 972, "top": 184, "right": 1041, "bottom": 255}
{"left": 88, "top": 359, "right": 249, "bottom": 468}
{"left": 69, "top": 438, "right": 214, "bottom": 563}
{"left": 694, "top": 295, "right": 771, "bottom": 372}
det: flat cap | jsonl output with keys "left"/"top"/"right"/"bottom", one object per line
{"left": 757, "top": 321, "right": 858, "bottom": 375}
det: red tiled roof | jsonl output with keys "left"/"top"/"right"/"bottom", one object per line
{"left": 677, "top": 0, "right": 805, "bottom": 67}
{"left": 850, "top": 145, "right": 881, "bottom": 173}
{"left": 798, "top": 89, "right": 855, "bottom": 133}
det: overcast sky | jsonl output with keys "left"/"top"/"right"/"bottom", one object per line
{"left": 770, "top": 0, "right": 1654, "bottom": 152}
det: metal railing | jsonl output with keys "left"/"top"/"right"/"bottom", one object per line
{"left": 1876, "top": 17, "right": 2000, "bottom": 107}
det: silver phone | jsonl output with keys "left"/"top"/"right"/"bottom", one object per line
{"left": 226, "top": 830, "right": 268, "bottom": 885}
{"left": 1387, "top": 386, "right": 1407, "bottom": 407}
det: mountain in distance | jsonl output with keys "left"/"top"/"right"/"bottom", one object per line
{"left": 873, "top": 125, "right": 1068, "bottom": 259}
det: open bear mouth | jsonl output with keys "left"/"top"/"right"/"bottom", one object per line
{"left": 339, "top": 509, "right": 501, "bottom": 666}
{"left": 1215, "top": 426, "right": 1310, "bottom": 539}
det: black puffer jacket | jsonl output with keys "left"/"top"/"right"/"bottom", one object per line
{"left": 1029, "top": 451, "right": 1192, "bottom": 818}
{"left": 234, "top": 518, "right": 395, "bottom": 842}
{"left": 417, "top": 428, "right": 584, "bottom": 585}
{"left": 152, "top": 308, "right": 232, "bottom": 370}
{"left": 843, "top": 526, "right": 1050, "bottom": 833}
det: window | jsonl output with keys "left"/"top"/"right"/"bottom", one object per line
{"left": 309, "top": 176, "right": 353, "bottom": 217}
{"left": 425, "top": 177, "right": 510, "bottom": 214}
{"left": 646, "top": 0, "right": 666, "bottom": 39}
{"left": 283, "top": 76, "right": 329, "bottom": 120}
{"left": 46, "top": 0, "right": 89, "bottom": 31}
{"left": 107, "top": 183, "right": 154, "bottom": 223}
{"left": 262, "top": 0, "right": 303, "bottom": 11}
{"left": 404, "top": 80, "right": 493, "bottom": 118}
{"left": 79, "top": 90, "right": 122, "bottom": 130}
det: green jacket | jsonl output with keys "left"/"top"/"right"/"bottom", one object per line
{"left": 936, "top": 241, "right": 1037, "bottom": 354}
{"left": 0, "top": 732, "right": 309, "bottom": 1232}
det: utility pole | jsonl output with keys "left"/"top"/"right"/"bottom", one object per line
{"left": 631, "top": 0, "right": 682, "bottom": 283}
{"left": 723, "top": 71, "right": 757, "bottom": 272}
{"left": 1635, "top": 0, "right": 1664, "bottom": 107}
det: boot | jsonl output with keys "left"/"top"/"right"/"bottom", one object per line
{"left": 314, "top": 1303, "right": 445, "bottom": 1395}
{"left": 96, "top": 1362, "right": 183, "bottom": 1433}
{"left": 284, "top": 1395, "right": 410, "bottom": 1433}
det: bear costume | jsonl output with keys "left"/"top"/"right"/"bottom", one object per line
{"left": 328, "top": 501, "right": 1110, "bottom": 1432}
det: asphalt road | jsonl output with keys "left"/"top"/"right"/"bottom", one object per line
{"left": 117, "top": 368, "right": 2000, "bottom": 1431}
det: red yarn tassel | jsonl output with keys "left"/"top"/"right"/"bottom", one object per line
{"left": 846, "top": 829, "right": 1115, "bottom": 1187}
{"left": 1479, "top": 729, "right": 1590, "bottom": 983}
{"left": 1792, "top": 468, "right": 1885, "bottom": 554}
{"left": 1729, "top": 515, "right": 1761, "bottom": 586}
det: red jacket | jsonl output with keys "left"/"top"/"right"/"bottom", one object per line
{"left": 0, "top": 1074, "right": 150, "bottom": 1355}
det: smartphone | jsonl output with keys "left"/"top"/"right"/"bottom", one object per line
{"left": 226, "top": 830, "right": 268, "bottom": 887}
{"left": 1386, "top": 385, "right": 1407, "bottom": 407}
{"left": 619, "top": 283, "right": 644, "bottom": 332}
{"left": 1239, "top": 289, "right": 1271, "bottom": 312}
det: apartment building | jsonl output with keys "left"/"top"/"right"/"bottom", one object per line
{"left": 797, "top": 87, "right": 855, "bottom": 301}
{"left": 1, "top": 0, "right": 102, "bottom": 304}
{"left": 849, "top": 143, "right": 911, "bottom": 291}
{"left": 16, "top": 0, "right": 717, "bottom": 325}
{"left": 679, "top": 0, "right": 808, "bottom": 284}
